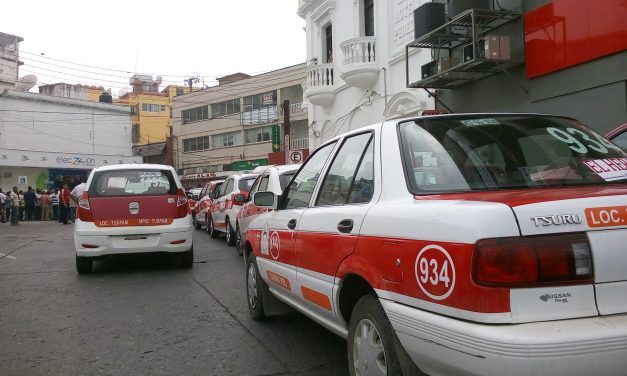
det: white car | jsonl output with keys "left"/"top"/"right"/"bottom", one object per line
{"left": 207, "top": 173, "right": 258, "bottom": 246}
{"left": 244, "top": 114, "right": 627, "bottom": 376}
{"left": 235, "top": 164, "right": 300, "bottom": 255}
{"left": 74, "top": 164, "right": 193, "bottom": 274}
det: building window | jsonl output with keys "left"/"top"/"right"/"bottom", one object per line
{"left": 183, "top": 136, "right": 210, "bottom": 152}
{"left": 364, "top": 0, "right": 374, "bottom": 36}
{"left": 243, "top": 91, "right": 277, "bottom": 111}
{"left": 132, "top": 124, "right": 140, "bottom": 143}
{"left": 212, "top": 131, "right": 242, "bottom": 148}
{"left": 325, "top": 24, "right": 333, "bottom": 63}
{"left": 130, "top": 104, "right": 139, "bottom": 115}
{"left": 142, "top": 103, "right": 161, "bottom": 112}
{"left": 176, "top": 88, "right": 185, "bottom": 96}
{"left": 244, "top": 126, "right": 272, "bottom": 144}
{"left": 211, "top": 98, "right": 241, "bottom": 118}
{"left": 182, "top": 105, "right": 209, "bottom": 124}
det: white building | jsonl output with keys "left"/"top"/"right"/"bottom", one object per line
{"left": 298, "top": 0, "right": 435, "bottom": 149}
{"left": 0, "top": 89, "right": 140, "bottom": 191}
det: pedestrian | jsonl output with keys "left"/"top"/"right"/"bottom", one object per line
{"left": 24, "top": 186, "right": 37, "bottom": 221}
{"left": 59, "top": 184, "right": 71, "bottom": 225}
{"left": 9, "top": 186, "right": 20, "bottom": 225}
{"left": 51, "top": 189, "right": 59, "bottom": 221}
{"left": 70, "top": 178, "right": 86, "bottom": 223}
{"left": 18, "top": 190, "right": 25, "bottom": 220}
{"left": 68, "top": 193, "right": 77, "bottom": 223}
{"left": 0, "top": 189, "right": 6, "bottom": 223}
{"left": 35, "top": 189, "right": 42, "bottom": 220}
{"left": 4, "top": 190, "right": 12, "bottom": 221}
{"left": 40, "top": 190, "right": 52, "bottom": 221}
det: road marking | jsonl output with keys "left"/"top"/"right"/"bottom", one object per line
{"left": 0, "top": 253, "right": 16, "bottom": 260}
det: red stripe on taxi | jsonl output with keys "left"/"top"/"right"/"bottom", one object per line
{"left": 267, "top": 270, "right": 291, "bottom": 291}
{"left": 301, "top": 286, "right": 332, "bottom": 311}
{"left": 95, "top": 218, "right": 173, "bottom": 227}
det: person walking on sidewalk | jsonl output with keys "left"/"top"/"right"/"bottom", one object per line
{"left": 59, "top": 184, "right": 71, "bottom": 225}
{"left": 51, "top": 189, "right": 59, "bottom": 221}
{"left": 10, "top": 187, "right": 20, "bottom": 225}
{"left": 0, "top": 189, "right": 6, "bottom": 223}
{"left": 24, "top": 186, "right": 37, "bottom": 221}
{"left": 70, "top": 178, "right": 86, "bottom": 223}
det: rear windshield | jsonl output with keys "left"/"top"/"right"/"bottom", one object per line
{"left": 89, "top": 169, "right": 177, "bottom": 197}
{"left": 279, "top": 172, "right": 297, "bottom": 190}
{"left": 238, "top": 177, "right": 256, "bottom": 192}
{"left": 399, "top": 115, "right": 627, "bottom": 194}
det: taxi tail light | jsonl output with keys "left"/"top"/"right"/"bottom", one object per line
{"left": 175, "top": 188, "right": 190, "bottom": 218}
{"left": 472, "top": 234, "right": 593, "bottom": 287}
{"left": 77, "top": 192, "right": 94, "bottom": 222}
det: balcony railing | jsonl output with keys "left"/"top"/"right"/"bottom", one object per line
{"left": 279, "top": 102, "right": 306, "bottom": 119}
{"left": 290, "top": 138, "right": 309, "bottom": 150}
{"left": 240, "top": 105, "right": 278, "bottom": 126}
{"left": 340, "top": 37, "right": 376, "bottom": 65}
{"left": 306, "top": 63, "right": 334, "bottom": 88}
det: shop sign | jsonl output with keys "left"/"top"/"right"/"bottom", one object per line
{"left": 0, "top": 149, "right": 141, "bottom": 169}
{"left": 272, "top": 125, "right": 281, "bottom": 152}
{"left": 232, "top": 159, "right": 268, "bottom": 171}
{"left": 180, "top": 172, "right": 217, "bottom": 181}
{"left": 262, "top": 92, "right": 274, "bottom": 106}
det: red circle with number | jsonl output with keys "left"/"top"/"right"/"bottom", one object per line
{"left": 414, "top": 244, "right": 456, "bottom": 301}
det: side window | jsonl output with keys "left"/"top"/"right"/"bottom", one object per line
{"left": 258, "top": 175, "right": 270, "bottom": 191}
{"left": 283, "top": 141, "right": 337, "bottom": 209}
{"left": 219, "top": 179, "right": 232, "bottom": 197}
{"left": 248, "top": 175, "right": 263, "bottom": 196}
{"left": 317, "top": 133, "right": 373, "bottom": 206}
{"left": 348, "top": 138, "right": 374, "bottom": 203}
{"left": 200, "top": 185, "right": 208, "bottom": 198}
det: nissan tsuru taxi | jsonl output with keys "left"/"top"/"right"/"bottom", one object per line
{"left": 243, "top": 114, "right": 627, "bottom": 376}
{"left": 74, "top": 164, "right": 193, "bottom": 274}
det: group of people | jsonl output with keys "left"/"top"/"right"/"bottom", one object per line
{"left": 0, "top": 178, "right": 86, "bottom": 226}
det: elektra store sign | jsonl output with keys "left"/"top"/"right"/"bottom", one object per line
{"left": 0, "top": 149, "right": 142, "bottom": 169}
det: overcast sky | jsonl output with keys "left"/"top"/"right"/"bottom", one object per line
{"left": 3, "top": 0, "right": 306, "bottom": 95}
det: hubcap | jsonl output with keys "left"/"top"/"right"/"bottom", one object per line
{"left": 247, "top": 263, "right": 258, "bottom": 309}
{"left": 353, "top": 318, "right": 387, "bottom": 376}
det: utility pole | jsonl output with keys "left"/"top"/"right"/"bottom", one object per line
{"left": 283, "top": 99, "right": 290, "bottom": 164}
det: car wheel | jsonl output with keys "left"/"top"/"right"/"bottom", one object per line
{"left": 226, "top": 218, "right": 236, "bottom": 246}
{"left": 76, "top": 255, "right": 93, "bottom": 274}
{"left": 208, "top": 215, "right": 219, "bottom": 239}
{"left": 235, "top": 222, "right": 244, "bottom": 256}
{"left": 348, "top": 295, "right": 404, "bottom": 376}
{"left": 194, "top": 216, "right": 201, "bottom": 230}
{"left": 246, "top": 253, "right": 266, "bottom": 320}
{"left": 180, "top": 246, "right": 193, "bottom": 268}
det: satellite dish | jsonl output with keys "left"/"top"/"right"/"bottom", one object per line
{"left": 16, "top": 74, "right": 38, "bottom": 91}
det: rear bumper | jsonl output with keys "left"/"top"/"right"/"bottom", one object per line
{"left": 382, "top": 299, "right": 627, "bottom": 376}
{"left": 74, "top": 218, "right": 193, "bottom": 257}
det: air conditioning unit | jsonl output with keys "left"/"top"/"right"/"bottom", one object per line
{"left": 414, "top": 2, "right": 446, "bottom": 39}
{"left": 449, "top": 0, "right": 491, "bottom": 18}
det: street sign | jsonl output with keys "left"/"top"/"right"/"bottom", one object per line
{"left": 18, "top": 176, "right": 27, "bottom": 185}
{"left": 287, "top": 150, "right": 303, "bottom": 164}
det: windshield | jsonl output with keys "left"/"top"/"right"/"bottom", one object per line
{"left": 399, "top": 115, "right": 627, "bottom": 194}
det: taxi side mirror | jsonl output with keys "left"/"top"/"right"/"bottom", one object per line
{"left": 233, "top": 193, "right": 247, "bottom": 205}
{"left": 253, "top": 191, "right": 277, "bottom": 209}
{"left": 186, "top": 192, "right": 194, "bottom": 199}
{"left": 193, "top": 194, "right": 200, "bottom": 201}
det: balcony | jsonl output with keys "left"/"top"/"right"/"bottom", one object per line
{"left": 279, "top": 102, "right": 307, "bottom": 120}
{"left": 240, "top": 106, "right": 278, "bottom": 126}
{"left": 305, "top": 63, "right": 336, "bottom": 107}
{"left": 290, "top": 138, "right": 309, "bottom": 150}
{"left": 340, "top": 37, "right": 379, "bottom": 90}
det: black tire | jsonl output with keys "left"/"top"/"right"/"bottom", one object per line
{"left": 246, "top": 253, "right": 266, "bottom": 320}
{"left": 193, "top": 216, "right": 201, "bottom": 230}
{"left": 348, "top": 295, "right": 404, "bottom": 376}
{"left": 235, "top": 222, "right": 244, "bottom": 256}
{"left": 208, "top": 215, "right": 219, "bottom": 239}
{"left": 180, "top": 246, "right": 193, "bottom": 268}
{"left": 225, "top": 218, "right": 236, "bottom": 246}
{"left": 76, "top": 255, "right": 93, "bottom": 274}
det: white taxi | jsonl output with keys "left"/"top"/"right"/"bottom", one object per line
{"left": 74, "top": 164, "right": 193, "bottom": 274}
{"left": 243, "top": 114, "right": 627, "bottom": 376}
{"left": 207, "top": 173, "right": 258, "bottom": 246}
{"left": 235, "top": 164, "right": 300, "bottom": 255}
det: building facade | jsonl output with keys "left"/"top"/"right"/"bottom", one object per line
{"left": 403, "top": 0, "right": 626, "bottom": 134}
{"left": 0, "top": 89, "right": 140, "bottom": 191}
{"left": 0, "top": 32, "right": 22, "bottom": 89}
{"left": 172, "top": 63, "right": 308, "bottom": 187}
{"left": 39, "top": 83, "right": 111, "bottom": 103}
{"left": 297, "top": 0, "right": 435, "bottom": 149}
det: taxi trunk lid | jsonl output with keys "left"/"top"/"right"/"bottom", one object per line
{"left": 89, "top": 195, "right": 178, "bottom": 227}
{"left": 510, "top": 186, "right": 627, "bottom": 315}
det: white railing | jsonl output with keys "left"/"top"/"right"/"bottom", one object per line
{"left": 340, "top": 37, "right": 376, "bottom": 65}
{"left": 279, "top": 102, "right": 306, "bottom": 119}
{"left": 306, "top": 63, "right": 334, "bottom": 88}
{"left": 290, "top": 138, "right": 309, "bottom": 150}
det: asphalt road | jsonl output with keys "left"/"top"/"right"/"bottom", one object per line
{"left": 0, "top": 221, "right": 348, "bottom": 376}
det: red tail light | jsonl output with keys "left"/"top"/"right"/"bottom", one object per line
{"left": 175, "top": 188, "right": 190, "bottom": 218}
{"left": 77, "top": 192, "right": 94, "bottom": 222}
{"left": 472, "top": 233, "right": 593, "bottom": 287}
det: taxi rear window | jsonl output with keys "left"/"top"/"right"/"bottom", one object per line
{"left": 89, "top": 169, "right": 177, "bottom": 197}
{"left": 238, "top": 177, "right": 256, "bottom": 192}
{"left": 398, "top": 115, "right": 627, "bottom": 194}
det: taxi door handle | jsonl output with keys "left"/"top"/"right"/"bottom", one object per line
{"left": 337, "top": 219, "right": 354, "bottom": 233}
{"left": 287, "top": 219, "right": 297, "bottom": 230}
